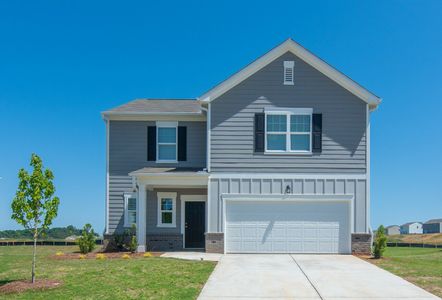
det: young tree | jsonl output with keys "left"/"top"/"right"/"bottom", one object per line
{"left": 373, "top": 225, "right": 387, "bottom": 259}
{"left": 11, "top": 154, "right": 60, "bottom": 283}
{"left": 78, "top": 223, "right": 96, "bottom": 254}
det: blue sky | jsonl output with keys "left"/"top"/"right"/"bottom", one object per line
{"left": 1, "top": 1, "right": 441, "bottom": 233}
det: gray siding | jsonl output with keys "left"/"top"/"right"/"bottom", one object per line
{"left": 209, "top": 176, "right": 367, "bottom": 233}
{"left": 109, "top": 120, "right": 206, "bottom": 176}
{"left": 423, "top": 223, "right": 441, "bottom": 234}
{"left": 210, "top": 52, "right": 367, "bottom": 173}
{"left": 108, "top": 120, "right": 206, "bottom": 234}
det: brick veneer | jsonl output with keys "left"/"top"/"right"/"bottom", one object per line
{"left": 351, "top": 233, "right": 372, "bottom": 255}
{"left": 205, "top": 233, "right": 224, "bottom": 253}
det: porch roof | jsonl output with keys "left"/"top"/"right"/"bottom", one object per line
{"left": 128, "top": 167, "right": 208, "bottom": 177}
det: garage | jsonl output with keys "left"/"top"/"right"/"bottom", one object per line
{"left": 225, "top": 199, "right": 351, "bottom": 254}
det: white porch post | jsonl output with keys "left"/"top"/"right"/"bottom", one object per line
{"left": 136, "top": 182, "right": 147, "bottom": 252}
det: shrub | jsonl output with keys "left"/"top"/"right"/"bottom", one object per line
{"left": 143, "top": 252, "right": 152, "bottom": 258}
{"left": 373, "top": 225, "right": 387, "bottom": 259}
{"left": 96, "top": 253, "right": 106, "bottom": 260}
{"left": 55, "top": 251, "right": 64, "bottom": 256}
{"left": 121, "top": 253, "right": 131, "bottom": 259}
{"left": 78, "top": 223, "right": 96, "bottom": 254}
{"left": 128, "top": 224, "right": 138, "bottom": 253}
{"left": 79, "top": 254, "right": 86, "bottom": 259}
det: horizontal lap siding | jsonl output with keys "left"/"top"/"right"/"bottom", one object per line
{"left": 210, "top": 52, "right": 367, "bottom": 173}
{"left": 209, "top": 177, "right": 367, "bottom": 233}
{"left": 108, "top": 175, "right": 133, "bottom": 233}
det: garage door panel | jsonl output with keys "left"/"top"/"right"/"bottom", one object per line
{"left": 226, "top": 200, "right": 350, "bottom": 254}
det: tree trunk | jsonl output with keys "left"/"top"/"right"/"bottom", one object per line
{"left": 31, "top": 226, "right": 37, "bottom": 283}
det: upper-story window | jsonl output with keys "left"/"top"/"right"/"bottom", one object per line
{"left": 265, "top": 108, "right": 312, "bottom": 153}
{"left": 283, "top": 61, "right": 295, "bottom": 85}
{"left": 156, "top": 121, "right": 177, "bottom": 162}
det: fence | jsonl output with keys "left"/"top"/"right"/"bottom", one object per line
{"left": 0, "top": 240, "right": 103, "bottom": 246}
{"left": 387, "top": 242, "right": 440, "bottom": 248}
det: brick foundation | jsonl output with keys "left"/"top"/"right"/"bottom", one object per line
{"left": 205, "top": 233, "right": 224, "bottom": 253}
{"left": 351, "top": 233, "right": 372, "bottom": 255}
{"left": 146, "top": 234, "right": 183, "bottom": 251}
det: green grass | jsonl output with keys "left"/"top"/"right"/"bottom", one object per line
{"left": 0, "top": 246, "right": 216, "bottom": 299}
{"left": 369, "top": 247, "right": 442, "bottom": 297}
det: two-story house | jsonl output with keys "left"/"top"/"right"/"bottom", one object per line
{"left": 101, "top": 39, "right": 381, "bottom": 255}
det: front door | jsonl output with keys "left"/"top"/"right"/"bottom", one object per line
{"left": 185, "top": 201, "right": 205, "bottom": 248}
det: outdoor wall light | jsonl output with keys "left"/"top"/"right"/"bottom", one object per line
{"left": 285, "top": 185, "right": 291, "bottom": 194}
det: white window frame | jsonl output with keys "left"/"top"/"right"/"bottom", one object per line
{"left": 283, "top": 61, "right": 295, "bottom": 85}
{"left": 264, "top": 107, "right": 313, "bottom": 154}
{"left": 156, "top": 121, "right": 178, "bottom": 163}
{"left": 124, "top": 192, "right": 137, "bottom": 227}
{"left": 157, "top": 192, "right": 177, "bottom": 228}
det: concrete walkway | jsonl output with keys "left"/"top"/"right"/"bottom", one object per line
{"left": 161, "top": 251, "right": 222, "bottom": 261}
{"left": 198, "top": 254, "right": 439, "bottom": 300}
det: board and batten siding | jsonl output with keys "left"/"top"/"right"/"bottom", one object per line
{"left": 209, "top": 177, "right": 367, "bottom": 234}
{"left": 210, "top": 51, "right": 367, "bottom": 173}
{"left": 108, "top": 120, "right": 206, "bottom": 233}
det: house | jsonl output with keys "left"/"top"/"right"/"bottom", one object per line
{"left": 423, "top": 219, "right": 442, "bottom": 234}
{"left": 101, "top": 39, "right": 381, "bottom": 255}
{"left": 400, "top": 222, "right": 423, "bottom": 234}
{"left": 385, "top": 225, "right": 400, "bottom": 236}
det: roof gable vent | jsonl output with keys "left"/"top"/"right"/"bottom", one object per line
{"left": 283, "top": 60, "right": 294, "bottom": 85}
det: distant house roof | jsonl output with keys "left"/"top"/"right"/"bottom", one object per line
{"left": 401, "top": 222, "right": 422, "bottom": 227}
{"left": 386, "top": 225, "right": 400, "bottom": 229}
{"left": 102, "top": 99, "right": 202, "bottom": 116}
{"left": 424, "top": 219, "right": 442, "bottom": 224}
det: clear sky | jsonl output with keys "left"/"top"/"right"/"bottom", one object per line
{"left": 1, "top": 1, "right": 441, "bottom": 233}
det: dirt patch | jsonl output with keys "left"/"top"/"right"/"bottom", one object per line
{"left": 0, "top": 279, "right": 62, "bottom": 294}
{"left": 51, "top": 251, "right": 163, "bottom": 260}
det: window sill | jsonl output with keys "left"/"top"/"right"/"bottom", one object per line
{"left": 155, "top": 160, "right": 178, "bottom": 164}
{"left": 263, "top": 151, "right": 313, "bottom": 156}
{"left": 157, "top": 223, "right": 176, "bottom": 228}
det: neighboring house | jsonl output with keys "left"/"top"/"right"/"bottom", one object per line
{"left": 423, "top": 219, "right": 442, "bottom": 234}
{"left": 101, "top": 39, "right": 381, "bottom": 255}
{"left": 385, "top": 225, "right": 400, "bottom": 236}
{"left": 400, "top": 222, "right": 423, "bottom": 234}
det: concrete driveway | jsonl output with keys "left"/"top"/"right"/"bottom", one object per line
{"left": 198, "top": 254, "right": 439, "bottom": 300}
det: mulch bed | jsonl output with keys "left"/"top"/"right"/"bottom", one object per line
{"left": 51, "top": 251, "right": 163, "bottom": 260}
{"left": 0, "top": 279, "right": 62, "bottom": 294}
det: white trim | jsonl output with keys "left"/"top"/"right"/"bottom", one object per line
{"left": 264, "top": 111, "right": 312, "bottom": 154}
{"left": 366, "top": 104, "right": 371, "bottom": 233}
{"left": 136, "top": 183, "right": 147, "bottom": 252}
{"left": 105, "top": 118, "right": 110, "bottom": 234}
{"left": 199, "top": 39, "right": 381, "bottom": 109}
{"left": 180, "top": 195, "right": 207, "bottom": 249}
{"left": 222, "top": 194, "right": 354, "bottom": 254}
{"left": 207, "top": 102, "right": 211, "bottom": 172}
{"left": 156, "top": 122, "right": 178, "bottom": 163}
{"left": 102, "top": 114, "right": 206, "bottom": 122}
{"left": 123, "top": 192, "right": 137, "bottom": 227}
{"left": 157, "top": 192, "right": 177, "bottom": 228}
{"left": 209, "top": 173, "right": 367, "bottom": 180}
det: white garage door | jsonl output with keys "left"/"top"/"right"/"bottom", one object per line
{"left": 226, "top": 200, "right": 351, "bottom": 254}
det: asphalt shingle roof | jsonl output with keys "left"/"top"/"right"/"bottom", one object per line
{"left": 424, "top": 219, "right": 442, "bottom": 224}
{"left": 104, "top": 99, "right": 202, "bottom": 114}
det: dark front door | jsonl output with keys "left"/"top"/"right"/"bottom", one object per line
{"left": 185, "top": 201, "right": 205, "bottom": 248}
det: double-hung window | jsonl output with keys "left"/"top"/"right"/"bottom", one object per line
{"left": 156, "top": 121, "right": 177, "bottom": 162}
{"left": 265, "top": 108, "right": 312, "bottom": 153}
{"left": 157, "top": 192, "right": 177, "bottom": 227}
{"left": 124, "top": 193, "right": 137, "bottom": 227}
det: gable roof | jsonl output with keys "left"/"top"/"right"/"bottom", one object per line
{"left": 199, "top": 38, "right": 381, "bottom": 110}
{"left": 424, "top": 219, "right": 442, "bottom": 224}
{"left": 401, "top": 222, "right": 422, "bottom": 227}
{"left": 386, "top": 225, "right": 400, "bottom": 229}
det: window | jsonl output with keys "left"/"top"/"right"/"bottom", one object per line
{"left": 157, "top": 192, "right": 177, "bottom": 227}
{"left": 124, "top": 193, "right": 137, "bottom": 227}
{"left": 265, "top": 108, "right": 312, "bottom": 153}
{"left": 283, "top": 61, "right": 294, "bottom": 85}
{"left": 156, "top": 121, "right": 177, "bottom": 162}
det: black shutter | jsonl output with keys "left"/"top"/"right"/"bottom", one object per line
{"left": 254, "top": 113, "right": 265, "bottom": 152}
{"left": 147, "top": 126, "right": 156, "bottom": 161}
{"left": 178, "top": 126, "right": 187, "bottom": 161}
{"left": 312, "top": 114, "right": 322, "bottom": 153}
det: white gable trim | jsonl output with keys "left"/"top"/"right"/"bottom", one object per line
{"left": 199, "top": 39, "right": 381, "bottom": 110}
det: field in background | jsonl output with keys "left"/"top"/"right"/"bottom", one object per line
{"left": 387, "top": 233, "right": 442, "bottom": 245}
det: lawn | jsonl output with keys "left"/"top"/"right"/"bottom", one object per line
{"left": 368, "top": 247, "right": 442, "bottom": 298}
{"left": 0, "top": 246, "right": 216, "bottom": 299}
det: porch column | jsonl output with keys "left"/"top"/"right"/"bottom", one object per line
{"left": 136, "top": 182, "right": 147, "bottom": 252}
